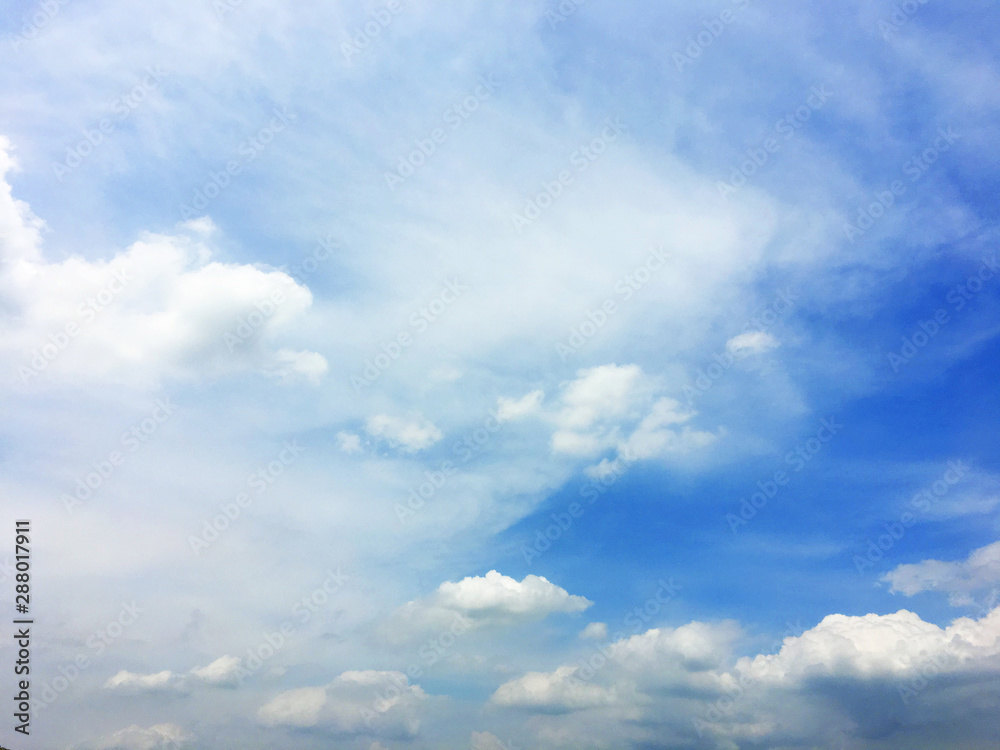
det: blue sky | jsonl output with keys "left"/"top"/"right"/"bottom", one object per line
{"left": 1, "top": 1, "right": 999, "bottom": 749}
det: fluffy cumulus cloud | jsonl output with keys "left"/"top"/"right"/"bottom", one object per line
{"left": 382, "top": 570, "right": 591, "bottom": 643}
{"left": 489, "top": 606, "right": 1000, "bottom": 748}
{"left": 365, "top": 414, "right": 443, "bottom": 453}
{"left": 882, "top": 541, "right": 1000, "bottom": 606}
{"left": 740, "top": 606, "right": 1000, "bottom": 682}
{"left": 0, "top": 143, "right": 326, "bottom": 387}
{"left": 257, "top": 670, "right": 428, "bottom": 739}
{"left": 542, "top": 364, "right": 719, "bottom": 465}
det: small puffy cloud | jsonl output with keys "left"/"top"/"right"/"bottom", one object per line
{"left": 383, "top": 570, "right": 591, "bottom": 643}
{"left": 616, "top": 397, "right": 719, "bottom": 462}
{"left": 104, "top": 670, "right": 178, "bottom": 692}
{"left": 580, "top": 622, "right": 608, "bottom": 640}
{"left": 547, "top": 365, "right": 719, "bottom": 465}
{"left": 189, "top": 654, "right": 242, "bottom": 686}
{"left": 435, "top": 570, "right": 591, "bottom": 616}
{"left": 881, "top": 541, "right": 1000, "bottom": 606}
{"left": 365, "top": 414, "right": 442, "bottom": 453}
{"left": 83, "top": 723, "right": 191, "bottom": 750}
{"left": 726, "top": 330, "right": 780, "bottom": 357}
{"left": 496, "top": 389, "right": 544, "bottom": 421}
{"left": 336, "top": 430, "right": 363, "bottom": 454}
{"left": 258, "top": 670, "right": 427, "bottom": 738}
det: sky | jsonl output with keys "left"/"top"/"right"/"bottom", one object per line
{"left": 1, "top": 0, "right": 999, "bottom": 748}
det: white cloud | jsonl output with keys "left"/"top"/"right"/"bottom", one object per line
{"left": 490, "top": 607, "right": 1000, "bottom": 747}
{"left": 258, "top": 670, "right": 427, "bottom": 738}
{"left": 555, "top": 364, "right": 645, "bottom": 432}
{"left": 492, "top": 620, "right": 740, "bottom": 713}
{"left": 496, "top": 389, "right": 544, "bottom": 421}
{"left": 492, "top": 665, "right": 618, "bottom": 711}
{"left": 547, "top": 366, "right": 719, "bottom": 465}
{"left": 189, "top": 654, "right": 243, "bottom": 686}
{"left": 365, "top": 414, "right": 442, "bottom": 453}
{"left": 549, "top": 364, "right": 648, "bottom": 457}
{"left": 104, "top": 670, "right": 177, "bottom": 691}
{"left": 580, "top": 622, "right": 608, "bottom": 640}
{"left": 740, "top": 606, "right": 1000, "bottom": 682}
{"left": 616, "top": 397, "right": 719, "bottom": 461}
{"left": 383, "top": 570, "right": 591, "bottom": 643}
{"left": 336, "top": 430, "right": 363, "bottom": 454}
{"left": 882, "top": 541, "right": 1000, "bottom": 606}
{"left": 0, "top": 148, "right": 326, "bottom": 387}
{"left": 726, "top": 330, "right": 780, "bottom": 357}
{"left": 105, "top": 655, "right": 245, "bottom": 692}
